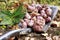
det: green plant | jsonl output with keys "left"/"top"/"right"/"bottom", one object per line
{"left": 0, "top": 3, "right": 25, "bottom": 26}
{"left": 0, "top": 25, "right": 6, "bottom": 30}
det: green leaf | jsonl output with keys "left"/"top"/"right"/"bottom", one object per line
{"left": 1, "top": 25, "right": 6, "bottom": 29}
{"left": 0, "top": 3, "right": 26, "bottom": 25}
{"left": 12, "top": 4, "right": 23, "bottom": 17}
{"left": 0, "top": 12, "right": 13, "bottom": 25}
{"left": 1, "top": 10, "right": 12, "bottom": 17}
{"left": 13, "top": 13, "right": 25, "bottom": 24}
{"left": 12, "top": 4, "right": 25, "bottom": 24}
{"left": 0, "top": 16, "right": 13, "bottom": 25}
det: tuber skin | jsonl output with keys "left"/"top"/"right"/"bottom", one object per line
{"left": 32, "top": 16, "right": 45, "bottom": 32}
{"left": 46, "top": 7, "right": 52, "bottom": 16}
{"left": 32, "top": 16, "right": 37, "bottom": 21}
{"left": 28, "top": 19, "right": 34, "bottom": 27}
{"left": 41, "top": 13, "right": 47, "bottom": 19}
{"left": 27, "top": 5, "right": 35, "bottom": 12}
{"left": 36, "top": 16, "right": 45, "bottom": 26}
{"left": 24, "top": 18, "right": 30, "bottom": 24}
{"left": 20, "top": 19, "right": 27, "bottom": 28}
{"left": 33, "top": 23, "right": 43, "bottom": 32}
{"left": 25, "top": 13, "right": 31, "bottom": 19}
{"left": 34, "top": 8, "right": 38, "bottom": 13}
{"left": 45, "top": 16, "right": 51, "bottom": 23}
{"left": 36, "top": 2, "right": 42, "bottom": 8}
{"left": 40, "top": 10, "right": 45, "bottom": 14}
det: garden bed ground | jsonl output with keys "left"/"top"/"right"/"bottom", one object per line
{"left": 6, "top": 27, "right": 60, "bottom": 40}
{"left": 0, "top": 7, "right": 60, "bottom": 40}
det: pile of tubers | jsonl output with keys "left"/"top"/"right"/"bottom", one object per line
{"left": 19, "top": 1, "right": 52, "bottom": 32}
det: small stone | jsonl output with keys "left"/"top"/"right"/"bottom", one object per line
{"left": 8, "top": 37, "right": 15, "bottom": 40}
{"left": 28, "top": 34, "right": 32, "bottom": 36}
{"left": 53, "top": 36, "right": 59, "bottom": 40}
{"left": 25, "top": 37, "right": 30, "bottom": 40}
{"left": 0, "top": 33, "right": 3, "bottom": 36}
{"left": 57, "top": 22, "right": 60, "bottom": 27}
{"left": 30, "top": 38, "right": 35, "bottom": 40}
{"left": 42, "top": 33, "right": 48, "bottom": 36}
{"left": 46, "top": 36, "right": 52, "bottom": 40}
